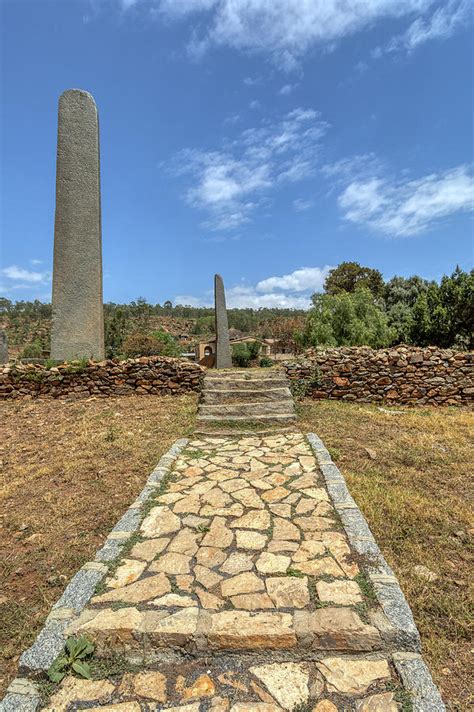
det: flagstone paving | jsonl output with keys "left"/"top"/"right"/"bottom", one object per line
{"left": 9, "top": 370, "right": 443, "bottom": 710}
{"left": 44, "top": 431, "right": 408, "bottom": 710}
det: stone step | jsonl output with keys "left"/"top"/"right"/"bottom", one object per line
{"left": 194, "top": 426, "right": 298, "bottom": 437}
{"left": 69, "top": 608, "right": 384, "bottom": 657}
{"left": 199, "top": 401, "right": 295, "bottom": 417}
{"left": 205, "top": 369, "right": 285, "bottom": 381}
{"left": 202, "top": 387, "right": 292, "bottom": 404}
{"left": 196, "top": 413, "right": 297, "bottom": 424}
{"left": 205, "top": 378, "right": 289, "bottom": 391}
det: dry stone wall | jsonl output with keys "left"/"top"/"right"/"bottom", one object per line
{"left": 284, "top": 345, "right": 473, "bottom": 406}
{"left": 0, "top": 356, "right": 204, "bottom": 400}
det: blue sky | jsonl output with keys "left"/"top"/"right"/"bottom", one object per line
{"left": 1, "top": 0, "right": 473, "bottom": 308}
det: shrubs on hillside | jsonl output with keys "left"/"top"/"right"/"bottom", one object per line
{"left": 122, "top": 330, "right": 181, "bottom": 358}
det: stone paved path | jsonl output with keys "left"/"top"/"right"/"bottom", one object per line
{"left": 6, "top": 370, "right": 444, "bottom": 711}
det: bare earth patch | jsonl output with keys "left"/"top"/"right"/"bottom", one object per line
{"left": 298, "top": 399, "right": 473, "bottom": 711}
{"left": 0, "top": 393, "right": 197, "bottom": 696}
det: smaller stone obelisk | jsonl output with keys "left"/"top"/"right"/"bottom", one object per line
{"left": 0, "top": 330, "right": 8, "bottom": 364}
{"left": 214, "top": 274, "right": 232, "bottom": 368}
{"left": 51, "top": 89, "right": 104, "bottom": 361}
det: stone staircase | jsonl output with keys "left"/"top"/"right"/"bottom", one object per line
{"left": 196, "top": 367, "right": 297, "bottom": 435}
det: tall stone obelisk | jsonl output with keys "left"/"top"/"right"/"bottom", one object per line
{"left": 214, "top": 274, "right": 232, "bottom": 368}
{"left": 51, "top": 89, "right": 104, "bottom": 361}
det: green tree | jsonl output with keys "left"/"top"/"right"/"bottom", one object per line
{"left": 304, "top": 289, "right": 393, "bottom": 348}
{"left": 410, "top": 293, "right": 433, "bottom": 346}
{"left": 105, "top": 307, "right": 128, "bottom": 358}
{"left": 324, "top": 262, "right": 385, "bottom": 297}
{"left": 150, "top": 329, "right": 182, "bottom": 357}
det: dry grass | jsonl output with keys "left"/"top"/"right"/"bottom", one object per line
{"left": 0, "top": 393, "right": 198, "bottom": 696}
{"left": 298, "top": 400, "right": 473, "bottom": 712}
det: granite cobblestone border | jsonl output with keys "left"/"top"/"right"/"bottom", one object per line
{"left": 306, "top": 432, "right": 446, "bottom": 712}
{"left": 0, "top": 438, "right": 189, "bottom": 712}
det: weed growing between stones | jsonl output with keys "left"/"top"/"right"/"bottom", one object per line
{"left": 286, "top": 568, "right": 304, "bottom": 578}
{"left": 386, "top": 681, "right": 414, "bottom": 712}
{"left": 352, "top": 601, "right": 370, "bottom": 623}
{"left": 170, "top": 578, "right": 181, "bottom": 594}
{"left": 89, "top": 654, "right": 143, "bottom": 680}
{"left": 289, "top": 366, "right": 321, "bottom": 401}
{"left": 292, "top": 703, "right": 313, "bottom": 712}
{"left": 64, "top": 358, "right": 89, "bottom": 374}
{"left": 47, "top": 636, "right": 95, "bottom": 682}
{"left": 36, "top": 678, "right": 59, "bottom": 706}
{"left": 185, "top": 449, "right": 206, "bottom": 459}
{"left": 355, "top": 571, "right": 377, "bottom": 606}
{"left": 110, "top": 601, "right": 133, "bottom": 610}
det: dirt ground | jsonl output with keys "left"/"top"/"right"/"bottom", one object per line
{"left": 0, "top": 393, "right": 198, "bottom": 696}
{"left": 298, "top": 400, "right": 473, "bottom": 712}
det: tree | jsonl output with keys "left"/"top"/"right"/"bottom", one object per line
{"left": 437, "top": 267, "right": 474, "bottom": 349}
{"left": 385, "top": 275, "right": 430, "bottom": 344}
{"left": 304, "top": 288, "right": 393, "bottom": 349}
{"left": 324, "top": 262, "right": 385, "bottom": 297}
{"left": 150, "top": 329, "right": 182, "bottom": 357}
{"left": 231, "top": 341, "right": 260, "bottom": 367}
{"left": 105, "top": 307, "right": 128, "bottom": 358}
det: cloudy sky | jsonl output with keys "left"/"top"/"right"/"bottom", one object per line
{"left": 1, "top": 0, "right": 473, "bottom": 308}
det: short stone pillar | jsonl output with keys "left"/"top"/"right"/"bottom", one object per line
{"left": 0, "top": 329, "right": 8, "bottom": 364}
{"left": 214, "top": 274, "right": 232, "bottom": 369}
{"left": 51, "top": 89, "right": 104, "bottom": 361}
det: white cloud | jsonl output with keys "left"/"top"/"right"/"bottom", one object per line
{"left": 338, "top": 164, "right": 474, "bottom": 236}
{"left": 249, "top": 99, "right": 261, "bottom": 110}
{"left": 256, "top": 266, "right": 331, "bottom": 293}
{"left": 2, "top": 265, "right": 51, "bottom": 284}
{"left": 279, "top": 83, "right": 298, "bottom": 95}
{"left": 170, "top": 107, "right": 329, "bottom": 230}
{"left": 243, "top": 75, "right": 262, "bottom": 86}
{"left": 175, "top": 266, "right": 330, "bottom": 309}
{"left": 223, "top": 113, "right": 241, "bottom": 125}
{"left": 322, "top": 153, "right": 384, "bottom": 182}
{"left": 374, "top": 0, "right": 470, "bottom": 56}
{"left": 355, "top": 60, "right": 368, "bottom": 74}
{"left": 293, "top": 198, "right": 315, "bottom": 211}
{"left": 122, "top": 0, "right": 461, "bottom": 69}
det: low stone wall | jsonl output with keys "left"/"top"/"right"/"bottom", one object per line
{"left": 0, "top": 356, "right": 204, "bottom": 400}
{"left": 284, "top": 346, "right": 473, "bottom": 406}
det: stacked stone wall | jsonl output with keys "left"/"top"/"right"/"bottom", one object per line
{"left": 284, "top": 345, "right": 473, "bottom": 406}
{"left": 0, "top": 356, "right": 204, "bottom": 400}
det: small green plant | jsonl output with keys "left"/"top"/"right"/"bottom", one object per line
{"left": 386, "top": 682, "right": 413, "bottom": 712}
{"left": 20, "top": 339, "right": 44, "bottom": 359}
{"left": 286, "top": 568, "right": 304, "bottom": 578}
{"left": 47, "top": 636, "right": 95, "bottom": 682}
{"left": 170, "top": 578, "right": 180, "bottom": 594}
{"left": 289, "top": 365, "right": 321, "bottom": 400}
{"left": 355, "top": 571, "right": 377, "bottom": 604}
{"left": 44, "top": 358, "right": 57, "bottom": 370}
{"left": 328, "top": 446, "right": 341, "bottom": 462}
{"left": 197, "top": 523, "right": 210, "bottom": 533}
{"left": 104, "top": 426, "right": 117, "bottom": 442}
{"left": 186, "top": 449, "right": 205, "bottom": 459}
{"left": 292, "top": 703, "right": 312, "bottom": 712}
{"left": 65, "top": 358, "right": 89, "bottom": 374}
{"left": 259, "top": 357, "right": 274, "bottom": 368}
{"left": 22, "top": 370, "right": 44, "bottom": 382}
